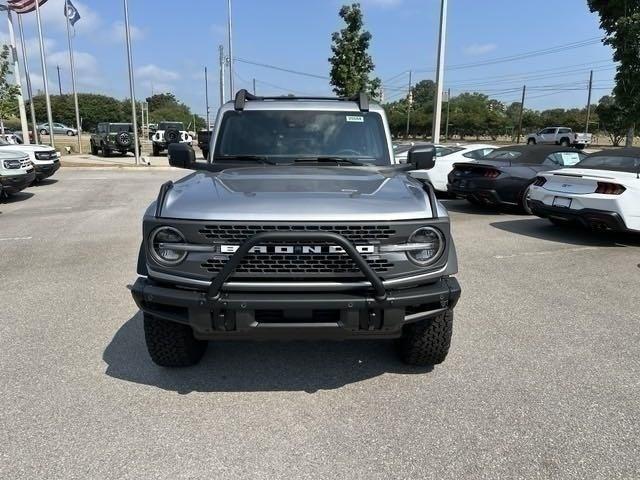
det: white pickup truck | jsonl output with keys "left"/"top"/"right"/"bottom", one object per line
{"left": 526, "top": 127, "right": 592, "bottom": 149}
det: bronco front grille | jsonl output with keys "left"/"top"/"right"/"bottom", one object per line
{"left": 201, "top": 253, "right": 393, "bottom": 275}
{"left": 198, "top": 224, "right": 396, "bottom": 244}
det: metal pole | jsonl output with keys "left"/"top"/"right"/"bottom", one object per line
{"left": 17, "top": 15, "right": 38, "bottom": 144}
{"left": 445, "top": 88, "right": 451, "bottom": 140}
{"left": 405, "top": 70, "right": 412, "bottom": 137}
{"left": 6, "top": 9, "right": 30, "bottom": 142}
{"left": 431, "top": 0, "right": 448, "bottom": 144}
{"left": 516, "top": 85, "right": 526, "bottom": 144}
{"left": 204, "top": 66, "right": 210, "bottom": 129}
{"left": 227, "top": 0, "right": 234, "bottom": 98}
{"left": 65, "top": 0, "right": 82, "bottom": 153}
{"left": 56, "top": 65, "right": 62, "bottom": 95}
{"left": 123, "top": 0, "right": 140, "bottom": 165}
{"left": 585, "top": 69, "right": 593, "bottom": 133}
{"left": 219, "top": 45, "right": 225, "bottom": 106}
{"left": 34, "top": 0, "right": 54, "bottom": 148}
{"left": 253, "top": 78, "right": 256, "bottom": 95}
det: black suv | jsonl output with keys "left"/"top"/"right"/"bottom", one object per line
{"left": 90, "top": 123, "right": 140, "bottom": 157}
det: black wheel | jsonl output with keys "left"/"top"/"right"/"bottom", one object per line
{"left": 102, "top": 145, "right": 111, "bottom": 157}
{"left": 559, "top": 137, "right": 570, "bottom": 147}
{"left": 66, "top": 130, "right": 74, "bottom": 136}
{"left": 527, "top": 138, "right": 536, "bottom": 145}
{"left": 519, "top": 183, "right": 534, "bottom": 214}
{"left": 90, "top": 142, "right": 99, "bottom": 155}
{"left": 115, "top": 131, "right": 132, "bottom": 149}
{"left": 164, "top": 128, "right": 180, "bottom": 145}
{"left": 396, "top": 310, "right": 453, "bottom": 366}
{"left": 143, "top": 313, "right": 207, "bottom": 367}
{"left": 39, "top": 128, "right": 48, "bottom": 136}
{"left": 152, "top": 144, "right": 160, "bottom": 156}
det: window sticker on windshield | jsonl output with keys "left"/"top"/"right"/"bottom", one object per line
{"left": 560, "top": 152, "right": 581, "bottom": 166}
{"left": 346, "top": 115, "right": 364, "bottom": 123}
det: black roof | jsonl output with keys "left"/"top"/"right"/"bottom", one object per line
{"left": 489, "top": 144, "right": 581, "bottom": 163}
{"left": 587, "top": 147, "right": 640, "bottom": 158}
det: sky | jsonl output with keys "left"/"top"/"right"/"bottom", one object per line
{"left": 0, "top": 0, "right": 616, "bottom": 119}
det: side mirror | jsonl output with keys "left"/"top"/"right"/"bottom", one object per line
{"left": 168, "top": 143, "right": 196, "bottom": 169}
{"left": 408, "top": 145, "right": 436, "bottom": 170}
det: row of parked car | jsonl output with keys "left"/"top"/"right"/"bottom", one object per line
{"left": 0, "top": 137, "right": 60, "bottom": 199}
{"left": 396, "top": 138, "right": 639, "bottom": 234}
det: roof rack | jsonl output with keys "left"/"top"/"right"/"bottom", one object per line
{"left": 233, "top": 89, "right": 370, "bottom": 112}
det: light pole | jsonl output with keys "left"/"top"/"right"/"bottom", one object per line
{"left": 431, "top": 0, "right": 448, "bottom": 144}
{"left": 123, "top": 0, "right": 140, "bottom": 165}
{"left": 227, "top": 0, "right": 234, "bottom": 98}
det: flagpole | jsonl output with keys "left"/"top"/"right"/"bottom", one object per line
{"left": 123, "top": 0, "right": 140, "bottom": 165}
{"left": 65, "top": 0, "right": 82, "bottom": 153}
{"left": 227, "top": 0, "right": 234, "bottom": 98}
{"left": 6, "top": 9, "right": 30, "bottom": 143}
{"left": 34, "top": 0, "right": 55, "bottom": 148}
{"left": 17, "top": 15, "right": 38, "bottom": 144}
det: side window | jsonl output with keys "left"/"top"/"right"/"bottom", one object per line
{"left": 543, "top": 153, "right": 562, "bottom": 166}
{"left": 540, "top": 128, "right": 554, "bottom": 134}
{"left": 463, "top": 148, "right": 493, "bottom": 160}
{"left": 558, "top": 128, "right": 571, "bottom": 134}
{"left": 98, "top": 124, "right": 106, "bottom": 134}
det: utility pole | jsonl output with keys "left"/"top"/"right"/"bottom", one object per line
{"left": 585, "top": 69, "right": 593, "bottom": 133}
{"left": 204, "top": 66, "right": 210, "bottom": 129}
{"left": 405, "top": 70, "right": 413, "bottom": 137}
{"left": 227, "top": 0, "right": 234, "bottom": 98}
{"left": 431, "top": 0, "right": 448, "bottom": 143}
{"left": 219, "top": 45, "right": 225, "bottom": 106}
{"left": 253, "top": 78, "right": 256, "bottom": 95}
{"left": 445, "top": 88, "right": 451, "bottom": 141}
{"left": 123, "top": 0, "right": 140, "bottom": 165}
{"left": 56, "top": 65, "right": 62, "bottom": 95}
{"left": 516, "top": 85, "right": 526, "bottom": 144}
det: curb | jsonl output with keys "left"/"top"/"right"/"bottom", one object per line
{"left": 61, "top": 162, "right": 177, "bottom": 171}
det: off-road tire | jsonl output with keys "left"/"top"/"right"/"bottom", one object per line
{"left": 143, "top": 313, "right": 207, "bottom": 367}
{"left": 115, "top": 131, "right": 132, "bottom": 149}
{"left": 559, "top": 137, "right": 570, "bottom": 147}
{"left": 152, "top": 144, "right": 161, "bottom": 156}
{"left": 396, "top": 310, "right": 453, "bottom": 366}
{"left": 165, "top": 128, "right": 180, "bottom": 145}
{"left": 90, "top": 142, "right": 98, "bottom": 155}
{"left": 102, "top": 145, "right": 111, "bottom": 157}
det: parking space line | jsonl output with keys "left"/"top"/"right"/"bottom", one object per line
{"left": 494, "top": 246, "right": 598, "bottom": 259}
{"left": 0, "top": 236, "right": 32, "bottom": 242}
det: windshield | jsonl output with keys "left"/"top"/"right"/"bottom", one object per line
{"left": 159, "top": 122, "right": 184, "bottom": 131}
{"left": 109, "top": 124, "right": 133, "bottom": 133}
{"left": 573, "top": 155, "right": 640, "bottom": 173}
{"left": 214, "top": 110, "right": 391, "bottom": 165}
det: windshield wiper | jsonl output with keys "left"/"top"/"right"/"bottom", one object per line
{"left": 213, "top": 155, "right": 279, "bottom": 165}
{"left": 292, "top": 156, "right": 367, "bottom": 166}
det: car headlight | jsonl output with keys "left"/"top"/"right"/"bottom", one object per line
{"left": 406, "top": 227, "right": 445, "bottom": 266}
{"left": 149, "top": 226, "right": 187, "bottom": 266}
{"left": 3, "top": 159, "right": 21, "bottom": 169}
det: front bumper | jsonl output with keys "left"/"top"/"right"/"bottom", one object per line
{"left": 34, "top": 160, "right": 60, "bottom": 180}
{"left": 529, "top": 199, "right": 627, "bottom": 231}
{"left": 0, "top": 169, "right": 36, "bottom": 194}
{"left": 130, "top": 276, "right": 461, "bottom": 340}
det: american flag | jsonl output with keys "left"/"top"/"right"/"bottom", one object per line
{"left": 6, "top": 0, "right": 49, "bottom": 14}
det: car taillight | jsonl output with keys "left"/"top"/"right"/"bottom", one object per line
{"left": 595, "top": 182, "right": 626, "bottom": 195}
{"left": 533, "top": 176, "right": 546, "bottom": 186}
{"left": 482, "top": 169, "right": 500, "bottom": 178}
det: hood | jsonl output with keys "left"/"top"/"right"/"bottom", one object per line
{"left": 161, "top": 166, "right": 435, "bottom": 221}
{"left": 0, "top": 144, "right": 55, "bottom": 153}
{"left": 0, "top": 149, "right": 30, "bottom": 160}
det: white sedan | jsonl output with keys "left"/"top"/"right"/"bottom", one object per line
{"left": 409, "top": 143, "right": 496, "bottom": 193}
{"left": 528, "top": 148, "right": 640, "bottom": 232}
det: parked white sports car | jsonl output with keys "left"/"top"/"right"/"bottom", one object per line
{"left": 410, "top": 143, "right": 496, "bottom": 192}
{"left": 528, "top": 148, "right": 640, "bottom": 232}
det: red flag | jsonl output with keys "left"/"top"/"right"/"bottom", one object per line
{"left": 7, "top": 0, "right": 49, "bottom": 14}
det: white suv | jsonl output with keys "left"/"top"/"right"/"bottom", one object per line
{"left": 0, "top": 149, "right": 35, "bottom": 197}
{"left": 0, "top": 138, "right": 60, "bottom": 182}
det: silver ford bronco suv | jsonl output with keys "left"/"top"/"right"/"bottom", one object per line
{"left": 130, "top": 90, "right": 461, "bottom": 367}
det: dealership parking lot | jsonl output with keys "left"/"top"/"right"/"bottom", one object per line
{"left": 1, "top": 168, "right": 639, "bottom": 479}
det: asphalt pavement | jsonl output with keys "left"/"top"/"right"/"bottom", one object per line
{"left": 1, "top": 168, "right": 639, "bottom": 479}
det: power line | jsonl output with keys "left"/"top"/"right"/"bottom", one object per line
{"left": 234, "top": 57, "right": 329, "bottom": 80}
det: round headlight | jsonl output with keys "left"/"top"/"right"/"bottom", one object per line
{"left": 406, "top": 227, "right": 445, "bottom": 266}
{"left": 149, "top": 226, "right": 187, "bottom": 266}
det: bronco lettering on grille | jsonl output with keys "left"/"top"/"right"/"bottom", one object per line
{"left": 220, "top": 245, "right": 376, "bottom": 254}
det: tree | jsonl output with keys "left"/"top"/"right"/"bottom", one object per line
{"left": 143, "top": 92, "right": 205, "bottom": 130}
{"left": 28, "top": 93, "right": 127, "bottom": 131}
{"left": 588, "top": 0, "right": 640, "bottom": 146}
{"left": 145, "top": 93, "right": 179, "bottom": 112}
{"left": 596, "top": 95, "right": 628, "bottom": 146}
{"left": 0, "top": 45, "right": 20, "bottom": 134}
{"left": 328, "top": 3, "right": 381, "bottom": 99}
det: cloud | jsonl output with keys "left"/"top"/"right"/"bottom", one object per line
{"left": 135, "top": 64, "right": 180, "bottom": 95}
{"left": 360, "top": 0, "right": 403, "bottom": 7}
{"left": 19, "top": 0, "right": 100, "bottom": 33}
{"left": 108, "top": 21, "right": 145, "bottom": 43}
{"left": 463, "top": 43, "right": 497, "bottom": 55}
